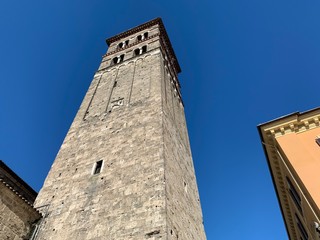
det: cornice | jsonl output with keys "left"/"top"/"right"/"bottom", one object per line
{"left": 0, "top": 178, "right": 42, "bottom": 216}
{"left": 106, "top": 18, "right": 161, "bottom": 45}
{"left": 259, "top": 108, "right": 320, "bottom": 138}
{"left": 0, "top": 160, "right": 41, "bottom": 217}
{"left": 268, "top": 149, "right": 297, "bottom": 239}
{"left": 258, "top": 127, "right": 298, "bottom": 239}
{"left": 258, "top": 107, "right": 320, "bottom": 239}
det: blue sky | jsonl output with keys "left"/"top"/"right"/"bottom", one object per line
{"left": 1, "top": 1, "right": 320, "bottom": 239}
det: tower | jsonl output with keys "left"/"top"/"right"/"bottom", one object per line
{"left": 259, "top": 108, "right": 320, "bottom": 240}
{"left": 34, "top": 18, "right": 206, "bottom": 239}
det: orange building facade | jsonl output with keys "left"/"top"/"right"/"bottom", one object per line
{"left": 259, "top": 108, "right": 320, "bottom": 240}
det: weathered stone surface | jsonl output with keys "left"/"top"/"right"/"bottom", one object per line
{"left": 35, "top": 18, "right": 206, "bottom": 240}
{"left": 0, "top": 183, "right": 41, "bottom": 240}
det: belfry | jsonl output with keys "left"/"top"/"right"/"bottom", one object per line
{"left": 34, "top": 18, "right": 206, "bottom": 240}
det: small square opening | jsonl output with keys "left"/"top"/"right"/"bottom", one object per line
{"left": 93, "top": 160, "right": 103, "bottom": 175}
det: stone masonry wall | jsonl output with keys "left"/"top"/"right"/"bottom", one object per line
{"left": 0, "top": 183, "right": 41, "bottom": 240}
{"left": 34, "top": 48, "right": 168, "bottom": 239}
{"left": 34, "top": 21, "right": 206, "bottom": 240}
{"left": 160, "top": 58, "right": 207, "bottom": 240}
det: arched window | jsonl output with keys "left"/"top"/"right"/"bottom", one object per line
{"left": 119, "top": 54, "right": 124, "bottom": 62}
{"left": 142, "top": 45, "right": 147, "bottom": 54}
{"left": 112, "top": 57, "right": 118, "bottom": 65}
{"left": 118, "top": 40, "right": 129, "bottom": 49}
{"left": 134, "top": 48, "right": 140, "bottom": 56}
{"left": 134, "top": 46, "right": 147, "bottom": 56}
{"left": 111, "top": 54, "right": 125, "bottom": 66}
{"left": 136, "top": 32, "right": 149, "bottom": 42}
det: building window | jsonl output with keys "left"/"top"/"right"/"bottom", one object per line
{"left": 111, "top": 54, "right": 125, "bottom": 66}
{"left": 93, "top": 160, "right": 103, "bottom": 175}
{"left": 295, "top": 213, "right": 308, "bottom": 240}
{"left": 112, "top": 57, "right": 118, "bottom": 65}
{"left": 134, "top": 48, "right": 140, "bottom": 56}
{"left": 118, "top": 40, "right": 129, "bottom": 49}
{"left": 119, "top": 54, "right": 124, "bottom": 62}
{"left": 142, "top": 45, "right": 147, "bottom": 54}
{"left": 134, "top": 46, "right": 147, "bottom": 56}
{"left": 137, "top": 32, "right": 148, "bottom": 42}
{"left": 286, "top": 176, "right": 302, "bottom": 213}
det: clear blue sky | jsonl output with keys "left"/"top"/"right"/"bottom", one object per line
{"left": 1, "top": 1, "right": 320, "bottom": 239}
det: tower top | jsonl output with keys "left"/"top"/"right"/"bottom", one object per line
{"left": 106, "top": 18, "right": 181, "bottom": 73}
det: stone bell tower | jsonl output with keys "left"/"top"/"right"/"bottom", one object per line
{"left": 34, "top": 18, "right": 206, "bottom": 240}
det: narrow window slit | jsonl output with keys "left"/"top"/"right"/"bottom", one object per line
{"left": 142, "top": 45, "right": 147, "bottom": 54}
{"left": 93, "top": 160, "right": 103, "bottom": 175}
{"left": 119, "top": 54, "right": 124, "bottom": 62}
